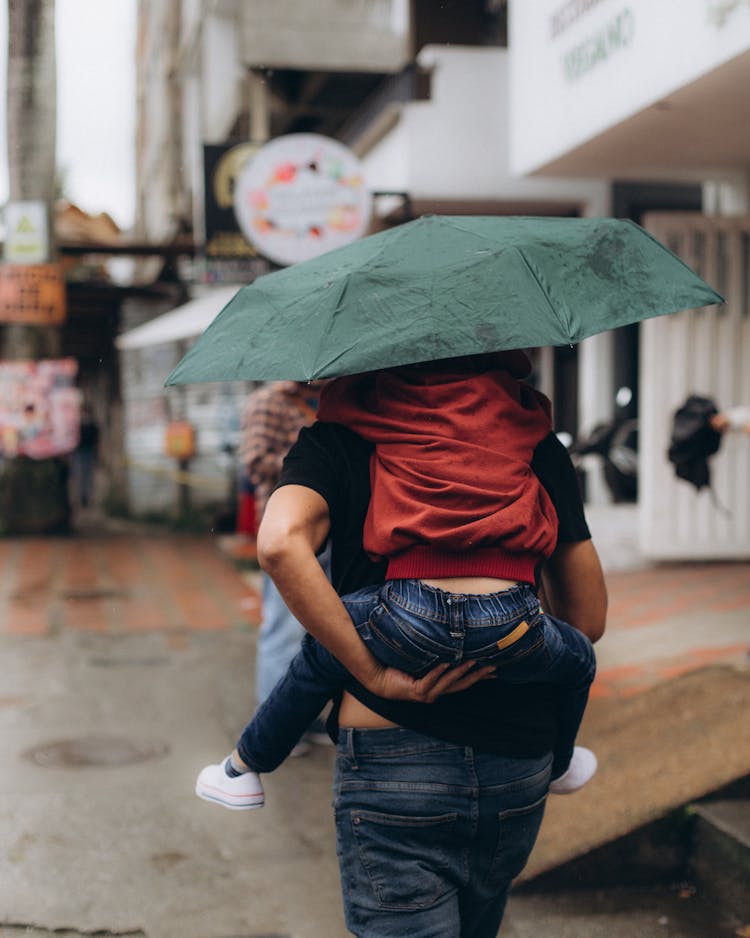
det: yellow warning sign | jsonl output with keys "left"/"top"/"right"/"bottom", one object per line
{"left": 4, "top": 201, "right": 49, "bottom": 263}
{"left": 0, "top": 264, "right": 67, "bottom": 325}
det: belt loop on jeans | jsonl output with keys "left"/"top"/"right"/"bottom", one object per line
{"left": 346, "top": 728, "right": 359, "bottom": 771}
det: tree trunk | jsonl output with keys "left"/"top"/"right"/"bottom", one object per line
{"left": 5, "top": 0, "right": 59, "bottom": 361}
{"left": 1, "top": 0, "right": 70, "bottom": 534}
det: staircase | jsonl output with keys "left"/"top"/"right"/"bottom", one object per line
{"left": 690, "top": 796, "right": 750, "bottom": 926}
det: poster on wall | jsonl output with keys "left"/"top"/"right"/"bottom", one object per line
{"left": 233, "top": 133, "right": 372, "bottom": 267}
{"left": 0, "top": 359, "right": 80, "bottom": 459}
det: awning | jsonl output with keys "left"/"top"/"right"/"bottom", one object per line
{"left": 115, "top": 285, "right": 242, "bottom": 350}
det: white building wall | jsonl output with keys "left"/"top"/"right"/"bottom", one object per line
{"left": 363, "top": 47, "right": 611, "bottom": 212}
{"left": 640, "top": 213, "right": 750, "bottom": 559}
{"left": 138, "top": 3, "right": 174, "bottom": 240}
{"left": 238, "top": 0, "right": 410, "bottom": 72}
{"left": 509, "top": 0, "right": 750, "bottom": 176}
{"left": 507, "top": 0, "right": 750, "bottom": 527}
{"left": 176, "top": 4, "right": 245, "bottom": 248}
{"left": 361, "top": 120, "right": 411, "bottom": 194}
{"left": 201, "top": 13, "right": 245, "bottom": 142}
{"left": 182, "top": 73, "right": 205, "bottom": 244}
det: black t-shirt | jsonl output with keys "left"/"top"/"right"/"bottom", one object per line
{"left": 278, "top": 421, "right": 591, "bottom": 758}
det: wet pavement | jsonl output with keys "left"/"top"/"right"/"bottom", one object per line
{"left": 0, "top": 505, "right": 748, "bottom": 937}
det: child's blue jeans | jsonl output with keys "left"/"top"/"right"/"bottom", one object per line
{"left": 236, "top": 580, "right": 595, "bottom": 779}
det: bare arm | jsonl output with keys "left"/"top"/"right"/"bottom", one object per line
{"left": 539, "top": 539, "right": 607, "bottom": 643}
{"left": 257, "top": 484, "right": 491, "bottom": 701}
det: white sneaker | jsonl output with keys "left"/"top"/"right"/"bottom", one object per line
{"left": 195, "top": 759, "right": 265, "bottom": 810}
{"left": 549, "top": 746, "right": 598, "bottom": 795}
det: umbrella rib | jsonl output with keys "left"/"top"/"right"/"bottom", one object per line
{"left": 514, "top": 247, "right": 572, "bottom": 340}
{"left": 304, "top": 271, "right": 354, "bottom": 377}
{"left": 245, "top": 285, "right": 313, "bottom": 379}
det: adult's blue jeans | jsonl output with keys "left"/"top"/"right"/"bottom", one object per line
{"left": 238, "top": 580, "right": 594, "bottom": 778}
{"left": 333, "top": 726, "right": 551, "bottom": 937}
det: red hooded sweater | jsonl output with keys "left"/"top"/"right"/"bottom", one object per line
{"left": 317, "top": 353, "right": 559, "bottom": 584}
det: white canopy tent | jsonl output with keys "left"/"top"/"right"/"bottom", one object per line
{"left": 116, "top": 285, "right": 242, "bottom": 350}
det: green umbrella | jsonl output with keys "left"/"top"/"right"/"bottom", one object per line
{"left": 166, "top": 215, "right": 723, "bottom": 385}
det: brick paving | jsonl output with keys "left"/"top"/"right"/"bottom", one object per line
{"left": 592, "top": 560, "right": 750, "bottom": 699}
{"left": 605, "top": 562, "right": 750, "bottom": 629}
{"left": 0, "top": 535, "right": 261, "bottom": 638}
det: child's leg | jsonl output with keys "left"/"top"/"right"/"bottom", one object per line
{"left": 229, "top": 584, "right": 383, "bottom": 772}
{"left": 234, "top": 577, "right": 459, "bottom": 776}
{"left": 236, "top": 633, "right": 350, "bottom": 773}
{"left": 197, "top": 629, "right": 357, "bottom": 809}
{"left": 197, "top": 588, "right": 383, "bottom": 809}
{"left": 527, "top": 615, "right": 596, "bottom": 779}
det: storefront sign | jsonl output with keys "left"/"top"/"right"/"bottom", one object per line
{"left": 165, "top": 421, "right": 196, "bottom": 460}
{"left": 510, "top": 0, "right": 750, "bottom": 176}
{"left": 0, "top": 358, "right": 80, "bottom": 459}
{"left": 550, "top": 0, "right": 609, "bottom": 38}
{"left": 562, "top": 7, "right": 635, "bottom": 81}
{"left": 233, "top": 134, "right": 371, "bottom": 267}
{"left": 203, "top": 143, "right": 273, "bottom": 283}
{"left": 707, "top": 0, "right": 750, "bottom": 27}
{"left": 3, "top": 201, "right": 49, "bottom": 263}
{"left": 203, "top": 142, "right": 261, "bottom": 259}
{"left": 0, "top": 264, "right": 67, "bottom": 325}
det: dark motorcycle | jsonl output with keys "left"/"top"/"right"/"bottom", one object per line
{"left": 566, "top": 389, "right": 638, "bottom": 502}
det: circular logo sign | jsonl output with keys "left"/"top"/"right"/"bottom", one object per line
{"left": 233, "top": 133, "right": 372, "bottom": 266}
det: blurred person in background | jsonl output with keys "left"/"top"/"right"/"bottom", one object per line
{"left": 240, "top": 380, "right": 330, "bottom": 745}
{"left": 711, "top": 405, "right": 750, "bottom": 435}
{"left": 71, "top": 401, "right": 100, "bottom": 509}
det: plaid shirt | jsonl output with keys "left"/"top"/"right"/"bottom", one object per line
{"left": 239, "top": 381, "right": 318, "bottom": 517}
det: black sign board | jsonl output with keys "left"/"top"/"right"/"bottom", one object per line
{"left": 203, "top": 142, "right": 260, "bottom": 259}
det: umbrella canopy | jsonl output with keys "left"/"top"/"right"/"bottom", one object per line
{"left": 166, "top": 215, "right": 723, "bottom": 385}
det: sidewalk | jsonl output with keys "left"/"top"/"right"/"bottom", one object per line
{"left": 585, "top": 503, "right": 750, "bottom": 700}
{"left": 0, "top": 508, "right": 748, "bottom": 937}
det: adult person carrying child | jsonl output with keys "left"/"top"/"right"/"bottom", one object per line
{"left": 173, "top": 214, "right": 723, "bottom": 936}
{"left": 198, "top": 352, "right": 607, "bottom": 937}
